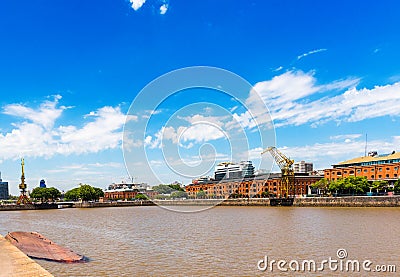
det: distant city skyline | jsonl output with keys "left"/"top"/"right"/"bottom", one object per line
{"left": 1, "top": 0, "right": 400, "bottom": 194}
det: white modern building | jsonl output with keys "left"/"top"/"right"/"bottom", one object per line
{"left": 214, "top": 161, "right": 255, "bottom": 181}
{"left": 293, "top": 161, "right": 313, "bottom": 173}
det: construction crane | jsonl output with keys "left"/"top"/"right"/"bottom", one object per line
{"left": 261, "top": 147, "right": 294, "bottom": 199}
{"left": 17, "top": 158, "right": 31, "bottom": 205}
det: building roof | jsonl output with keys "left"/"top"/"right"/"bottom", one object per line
{"left": 335, "top": 151, "right": 400, "bottom": 167}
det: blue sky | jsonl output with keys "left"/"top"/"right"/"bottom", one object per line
{"left": 1, "top": 0, "right": 400, "bottom": 194}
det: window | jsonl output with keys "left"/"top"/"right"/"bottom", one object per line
{"left": 337, "top": 172, "right": 342, "bottom": 175}
{"left": 371, "top": 175, "right": 374, "bottom": 178}
{"left": 364, "top": 169, "right": 368, "bottom": 172}
{"left": 379, "top": 168, "right": 383, "bottom": 172}
{"left": 395, "top": 174, "right": 398, "bottom": 178}
{"left": 386, "top": 174, "right": 390, "bottom": 178}
{"left": 378, "top": 175, "right": 382, "bottom": 179}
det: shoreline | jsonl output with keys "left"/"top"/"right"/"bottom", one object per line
{"left": 2, "top": 196, "right": 400, "bottom": 211}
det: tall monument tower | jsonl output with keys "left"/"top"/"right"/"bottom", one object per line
{"left": 17, "top": 158, "right": 31, "bottom": 205}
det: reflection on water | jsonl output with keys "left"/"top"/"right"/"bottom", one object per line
{"left": 1, "top": 206, "right": 399, "bottom": 276}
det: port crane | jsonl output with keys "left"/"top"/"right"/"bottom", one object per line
{"left": 261, "top": 147, "right": 294, "bottom": 200}
{"left": 17, "top": 158, "right": 31, "bottom": 205}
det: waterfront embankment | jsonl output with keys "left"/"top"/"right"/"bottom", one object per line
{"left": 2, "top": 196, "right": 400, "bottom": 211}
{"left": 154, "top": 196, "right": 400, "bottom": 207}
{"left": 74, "top": 200, "right": 155, "bottom": 208}
{"left": 0, "top": 234, "right": 53, "bottom": 277}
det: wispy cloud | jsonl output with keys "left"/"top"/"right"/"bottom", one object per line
{"left": 3, "top": 95, "right": 66, "bottom": 129}
{"left": 144, "top": 115, "right": 228, "bottom": 149}
{"left": 297, "top": 48, "right": 327, "bottom": 60}
{"left": 245, "top": 136, "right": 400, "bottom": 170}
{"left": 0, "top": 97, "right": 132, "bottom": 161}
{"left": 272, "top": 66, "right": 283, "bottom": 72}
{"left": 280, "top": 136, "right": 400, "bottom": 168}
{"left": 329, "top": 134, "right": 362, "bottom": 141}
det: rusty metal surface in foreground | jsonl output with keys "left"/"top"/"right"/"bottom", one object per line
{"left": 0, "top": 234, "right": 53, "bottom": 277}
{"left": 5, "top": 231, "right": 85, "bottom": 263}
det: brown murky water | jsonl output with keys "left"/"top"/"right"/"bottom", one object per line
{"left": 1, "top": 206, "right": 399, "bottom": 276}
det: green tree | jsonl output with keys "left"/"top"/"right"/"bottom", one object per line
{"left": 47, "top": 187, "right": 61, "bottom": 201}
{"left": 171, "top": 190, "right": 188, "bottom": 199}
{"left": 371, "top": 180, "right": 388, "bottom": 194}
{"left": 196, "top": 190, "right": 206, "bottom": 199}
{"left": 64, "top": 184, "right": 104, "bottom": 201}
{"left": 30, "top": 187, "right": 61, "bottom": 202}
{"left": 168, "top": 184, "right": 184, "bottom": 192}
{"left": 65, "top": 187, "right": 80, "bottom": 201}
{"left": 312, "top": 178, "right": 329, "bottom": 195}
{"left": 328, "top": 179, "right": 345, "bottom": 194}
{"left": 134, "top": 193, "right": 148, "bottom": 200}
{"left": 78, "top": 184, "right": 96, "bottom": 201}
{"left": 344, "top": 177, "right": 369, "bottom": 195}
{"left": 93, "top": 187, "right": 104, "bottom": 200}
{"left": 152, "top": 184, "right": 174, "bottom": 194}
{"left": 30, "top": 187, "right": 46, "bottom": 202}
{"left": 394, "top": 179, "right": 400, "bottom": 193}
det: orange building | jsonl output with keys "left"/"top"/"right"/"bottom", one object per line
{"left": 324, "top": 151, "right": 400, "bottom": 184}
{"left": 185, "top": 174, "right": 322, "bottom": 199}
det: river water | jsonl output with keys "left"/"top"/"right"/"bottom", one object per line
{"left": 1, "top": 206, "right": 399, "bottom": 276}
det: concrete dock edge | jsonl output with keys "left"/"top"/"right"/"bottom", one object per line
{"left": 0, "top": 234, "right": 53, "bottom": 277}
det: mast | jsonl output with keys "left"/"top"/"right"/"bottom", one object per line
{"left": 17, "top": 158, "right": 31, "bottom": 205}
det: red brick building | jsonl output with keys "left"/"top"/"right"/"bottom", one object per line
{"left": 185, "top": 174, "right": 322, "bottom": 198}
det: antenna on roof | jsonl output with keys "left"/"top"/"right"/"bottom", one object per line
{"left": 364, "top": 133, "right": 368, "bottom": 157}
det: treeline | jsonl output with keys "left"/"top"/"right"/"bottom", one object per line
{"left": 30, "top": 187, "right": 61, "bottom": 202}
{"left": 152, "top": 184, "right": 188, "bottom": 199}
{"left": 29, "top": 184, "right": 104, "bottom": 202}
{"left": 312, "top": 177, "right": 400, "bottom": 195}
{"left": 64, "top": 184, "right": 104, "bottom": 201}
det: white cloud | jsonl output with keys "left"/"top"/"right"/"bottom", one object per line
{"left": 226, "top": 110, "right": 258, "bottom": 130}
{"left": 160, "top": 4, "right": 168, "bottom": 14}
{"left": 329, "top": 134, "right": 362, "bottom": 141}
{"left": 279, "top": 136, "right": 400, "bottom": 169}
{"left": 0, "top": 98, "right": 129, "bottom": 161}
{"left": 297, "top": 48, "right": 327, "bottom": 60}
{"left": 58, "top": 106, "right": 127, "bottom": 154}
{"left": 130, "top": 0, "right": 146, "bottom": 11}
{"left": 3, "top": 95, "right": 65, "bottom": 129}
{"left": 145, "top": 122, "right": 226, "bottom": 149}
{"left": 178, "top": 114, "right": 227, "bottom": 128}
{"left": 240, "top": 69, "right": 400, "bottom": 128}
{"left": 180, "top": 123, "right": 226, "bottom": 143}
{"left": 141, "top": 109, "right": 163, "bottom": 119}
